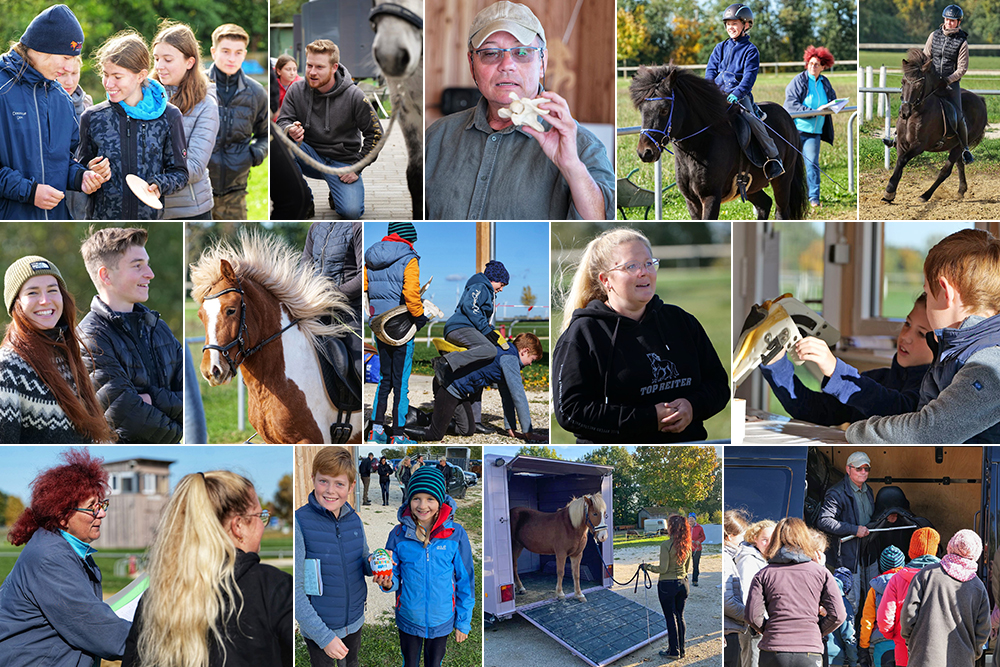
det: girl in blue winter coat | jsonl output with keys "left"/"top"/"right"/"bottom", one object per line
{"left": 379, "top": 466, "right": 474, "bottom": 667}
{"left": 78, "top": 31, "right": 188, "bottom": 220}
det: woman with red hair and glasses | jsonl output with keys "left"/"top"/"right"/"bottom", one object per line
{"left": 784, "top": 45, "right": 838, "bottom": 210}
{"left": 0, "top": 448, "right": 131, "bottom": 666}
{"left": 0, "top": 255, "right": 114, "bottom": 443}
{"left": 641, "top": 514, "right": 693, "bottom": 660}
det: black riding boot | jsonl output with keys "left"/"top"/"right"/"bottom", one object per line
{"left": 745, "top": 113, "right": 785, "bottom": 180}
{"left": 959, "top": 118, "right": 974, "bottom": 164}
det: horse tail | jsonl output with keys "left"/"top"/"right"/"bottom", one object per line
{"left": 787, "top": 136, "right": 808, "bottom": 220}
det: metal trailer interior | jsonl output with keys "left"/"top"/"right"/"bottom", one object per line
{"left": 484, "top": 454, "right": 669, "bottom": 667}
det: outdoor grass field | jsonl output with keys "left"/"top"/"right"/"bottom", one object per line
{"left": 617, "top": 71, "right": 858, "bottom": 220}
{"left": 247, "top": 158, "right": 269, "bottom": 221}
{"left": 550, "top": 264, "right": 730, "bottom": 443}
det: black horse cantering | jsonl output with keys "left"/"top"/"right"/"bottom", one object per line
{"left": 882, "top": 48, "right": 987, "bottom": 204}
{"left": 630, "top": 65, "right": 806, "bottom": 220}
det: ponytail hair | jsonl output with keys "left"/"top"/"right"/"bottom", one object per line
{"left": 136, "top": 471, "right": 257, "bottom": 667}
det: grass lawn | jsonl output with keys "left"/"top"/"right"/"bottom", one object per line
{"left": 617, "top": 71, "right": 857, "bottom": 220}
{"left": 550, "top": 264, "right": 730, "bottom": 443}
{"left": 248, "top": 157, "right": 269, "bottom": 221}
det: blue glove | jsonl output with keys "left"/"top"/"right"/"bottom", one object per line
{"left": 727, "top": 93, "right": 739, "bottom": 104}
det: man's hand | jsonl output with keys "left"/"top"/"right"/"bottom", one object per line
{"left": 287, "top": 120, "right": 305, "bottom": 143}
{"left": 139, "top": 393, "right": 152, "bottom": 405}
{"left": 87, "top": 156, "right": 111, "bottom": 181}
{"left": 81, "top": 171, "right": 104, "bottom": 194}
{"left": 794, "top": 337, "right": 837, "bottom": 378}
{"left": 34, "top": 184, "right": 65, "bottom": 210}
{"left": 323, "top": 636, "right": 349, "bottom": 660}
{"left": 660, "top": 398, "right": 693, "bottom": 433}
{"left": 856, "top": 525, "right": 870, "bottom": 538}
{"left": 339, "top": 172, "right": 359, "bottom": 184}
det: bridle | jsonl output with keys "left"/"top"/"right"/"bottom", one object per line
{"left": 640, "top": 91, "right": 722, "bottom": 155}
{"left": 202, "top": 274, "right": 300, "bottom": 372}
{"left": 369, "top": 2, "right": 423, "bottom": 29}
{"left": 584, "top": 499, "right": 608, "bottom": 540}
{"left": 900, "top": 77, "right": 927, "bottom": 113}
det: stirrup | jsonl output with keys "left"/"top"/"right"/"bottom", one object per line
{"left": 764, "top": 159, "right": 785, "bottom": 180}
{"left": 962, "top": 149, "right": 975, "bottom": 165}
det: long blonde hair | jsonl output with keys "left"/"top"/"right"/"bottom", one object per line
{"left": 560, "top": 228, "right": 653, "bottom": 332}
{"left": 137, "top": 471, "right": 257, "bottom": 667}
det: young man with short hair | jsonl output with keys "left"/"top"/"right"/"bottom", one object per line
{"left": 77, "top": 227, "right": 183, "bottom": 443}
{"left": 207, "top": 23, "right": 268, "bottom": 220}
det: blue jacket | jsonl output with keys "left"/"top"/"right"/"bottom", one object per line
{"left": 447, "top": 344, "right": 533, "bottom": 431}
{"left": 384, "top": 497, "right": 475, "bottom": 638}
{"left": 0, "top": 528, "right": 130, "bottom": 666}
{"left": 0, "top": 51, "right": 87, "bottom": 220}
{"left": 867, "top": 570, "right": 897, "bottom": 647}
{"left": 816, "top": 476, "right": 875, "bottom": 570}
{"left": 826, "top": 582, "right": 858, "bottom": 666}
{"left": 444, "top": 272, "right": 496, "bottom": 337}
{"left": 760, "top": 354, "right": 928, "bottom": 427}
{"left": 365, "top": 237, "right": 418, "bottom": 319}
{"left": 294, "top": 493, "right": 372, "bottom": 647}
{"left": 449, "top": 344, "right": 518, "bottom": 398}
{"left": 784, "top": 70, "right": 838, "bottom": 144}
{"left": 704, "top": 34, "right": 760, "bottom": 102}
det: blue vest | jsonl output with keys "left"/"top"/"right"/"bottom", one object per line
{"left": 365, "top": 239, "right": 418, "bottom": 318}
{"left": 295, "top": 492, "right": 368, "bottom": 630}
{"left": 449, "top": 345, "right": 519, "bottom": 398}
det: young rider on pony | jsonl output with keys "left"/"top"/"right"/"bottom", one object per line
{"left": 924, "top": 4, "right": 973, "bottom": 164}
{"left": 705, "top": 3, "right": 785, "bottom": 181}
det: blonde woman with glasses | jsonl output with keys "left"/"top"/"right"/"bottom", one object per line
{"left": 552, "top": 227, "right": 729, "bottom": 443}
{"left": 121, "top": 471, "right": 291, "bottom": 667}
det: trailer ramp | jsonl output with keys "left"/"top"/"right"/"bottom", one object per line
{"left": 518, "top": 588, "right": 668, "bottom": 667}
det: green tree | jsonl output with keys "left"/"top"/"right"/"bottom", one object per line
{"left": 516, "top": 445, "right": 563, "bottom": 460}
{"left": 634, "top": 446, "right": 718, "bottom": 509}
{"left": 617, "top": 6, "right": 650, "bottom": 65}
{"left": 272, "top": 473, "right": 293, "bottom": 523}
{"left": 4, "top": 495, "right": 24, "bottom": 527}
{"left": 578, "top": 447, "right": 643, "bottom": 526}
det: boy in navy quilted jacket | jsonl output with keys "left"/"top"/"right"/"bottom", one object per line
{"left": 294, "top": 447, "right": 383, "bottom": 667}
{"left": 78, "top": 31, "right": 187, "bottom": 219}
{"left": 379, "top": 466, "right": 474, "bottom": 667}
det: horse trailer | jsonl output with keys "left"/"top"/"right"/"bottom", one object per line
{"left": 484, "top": 454, "right": 670, "bottom": 667}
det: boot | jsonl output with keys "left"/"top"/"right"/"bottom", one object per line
{"left": 764, "top": 158, "right": 785, "bottom": 180}
{"left": 959, "top": 118, "right": 974, "bottom": 164}
{"left": 883, "top": 136, "right": 896, "bottom": 148}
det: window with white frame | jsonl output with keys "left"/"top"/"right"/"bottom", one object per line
{"left": 143, "top": 473, "right": 157, "bottom": 495}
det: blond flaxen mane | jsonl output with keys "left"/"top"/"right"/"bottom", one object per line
{"left": 566, "top": 493, "right": 606, "bottom": 528}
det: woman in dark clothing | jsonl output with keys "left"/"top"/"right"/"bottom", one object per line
{"left": 378, "top": 456, "right": 394, "bottom": 506}
{"left": 552, "top": 228, "right": 729, "bottom": 443}
{"left": 641, "top": 514, "right": 693, "bottom": 659}
{"left": 122, "top": 471, "right": 292, "bottom": 667}
{"left": 746, "top": 517, "right": 846, "bottom": 667}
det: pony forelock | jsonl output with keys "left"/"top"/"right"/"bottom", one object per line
{"left": 566, "top": 493, "right": 605, "bottom": 528}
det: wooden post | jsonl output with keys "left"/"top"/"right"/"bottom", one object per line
{"left": 476, "top": 221, "right": 492, "bottom": 272}
{"left": 294, "top": 446, "right": 359, "bottom": 511}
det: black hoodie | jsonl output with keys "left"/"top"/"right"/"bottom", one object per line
{"left": 553, "top": 296, "right": 729, "bottom": 443}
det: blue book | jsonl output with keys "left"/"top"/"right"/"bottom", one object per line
{"left": 304, "top": 558, "right": 322, "bottom": 596}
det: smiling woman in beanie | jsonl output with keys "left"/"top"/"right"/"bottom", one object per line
{"left": 0, "top": 256, "right": 114, "bottom": 442}
{"left": 0, "top": 5, "right": 110, "bottom": 220}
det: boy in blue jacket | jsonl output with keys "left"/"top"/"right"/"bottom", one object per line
{"left": 705, "top": 3, "right": 785, "bottom": 180}
{"left": 443, "top": 260, "right": 509, "bottom": 376}
{"left": 761, "top": 294, "right": 933, "bottom": 426}
{"left": 848, "top": 229, "right": 1000, "bottom": 443}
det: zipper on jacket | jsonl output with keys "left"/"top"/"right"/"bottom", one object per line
{"left": 32, "top": 83, "right": 47, "bottom": 220}
{"left": 124, "top": 115, "right": 138, "bottom": 219}
{"left": 335, "top": 512, "right": 350, "bottom": 615}
{"left": 424, "top": 544, "right": 430, "bottom": 637}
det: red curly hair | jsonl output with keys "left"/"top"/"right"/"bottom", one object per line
{"left": 668, "top": 514, "right": 692, "bottom": 565}
{"left": 804, "top": 45, "right": 834, "bottom": 69}
{"left": 8, "top": 448, "right": 109, "bottom": 546}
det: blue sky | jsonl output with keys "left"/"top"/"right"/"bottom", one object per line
{"left": 365, "top": 222, "right": 550, "bottom": 318}
{"left": 883, "top": 221, "right": 974, "bottom": 252}
{"left": 0, "top": 446, "right": 291, "bottom": 504}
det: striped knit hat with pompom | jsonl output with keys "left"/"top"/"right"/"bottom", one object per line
{"left": 405, "top": 465, "right": 446, "bottom": 506}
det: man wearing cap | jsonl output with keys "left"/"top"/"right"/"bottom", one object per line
{"left": 0, "top": 5, "right": 110, "bottom": 220}
{"left": 688, "top": 513, "right": 706, "bottom": 586}
{"left": 364, "top": 222, "right": 426, "bottom": 444}
{"left": 425, "top": 1, "right": 614, "bottom": 220}
{"left": 359, "top": 452, "right": 375, "bottom": 505}
{"left": 817, "top": 451, "right": 877, "bottom": 611}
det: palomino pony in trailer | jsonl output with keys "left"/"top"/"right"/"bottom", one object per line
{"left": 882, "top": 48, "right": 987, "bottom": 204}
{"left": 510, "top": 494, "right": 608, "bottom": 602}
{"left": 630, "top": 65, "right": 806, "bottom": 220}
{"left": 370, "top": 0, "right": 424, "bottom": 219}
{"left": 191, "top": 232, "right": 362, "bottom": 444}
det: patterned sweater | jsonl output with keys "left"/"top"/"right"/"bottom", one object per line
{"left": 0, "top": 346, "right": 89, "bottom": 443}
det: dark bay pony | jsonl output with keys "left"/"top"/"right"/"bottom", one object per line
{"left": 191, "top": 231, "right": 361, "bottom": 444}
{"left": 882, "top": 48, "right": 987, "bottom": 203}
{"left": 510, "top": 493, "right": 608, "bottom": 602}
{"left": 630, "top": 65, "right": 806, "bottom": 220}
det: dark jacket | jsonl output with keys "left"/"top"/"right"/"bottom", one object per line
{"left": 207, "top": 65, "right": 268, "bottom": 195}
{"left": 784, "top": 70, "right": 838, "bottom": 144}
{"left": 360, "top": 456, "right": 374, "bottom": 477}
{"left": 746, "top": 547, "right": 846, "bottom": 653}
{"left": 444, "top": 272, "right": 497, "bottom": 337}
{"left": 704, "top": 34, "right": 760, "bottom": 102}
{"left": 761, "top": 354, "right": 928, "bottom": 426}
{"left": 302, "top": 222, "right": 363, "bottom": 313}
{"left": 0, "top": 528, "right": 131, "bottom": 666}
{"left": 123, "top": 550, "right": 292, "bottom": 667}
{"left": 77, "top": 297, "right": 183, "bottom": 443}
{"left": 816, "top": 475, "right": 875, "bottom": 569}
{"left": 77, "top": 84, "right": 188, "bottom": 220}
{"left": 378, "top": 461, "right": 393, "bottom": 482}
{"left": 930, "top": 27, "right": 968, "bottom": 79}
{"left": 552, "top": 296, "right": 729, "bottom": 443}
{"left": 0, "top": 51, "right": 87, "bottom": 220}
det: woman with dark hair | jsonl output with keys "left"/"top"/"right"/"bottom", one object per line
{"left": 274, "top": 54, "right": 302, "bottom": 116}
{"left": 783, "top": 45, "right": 838, "bottom": 209}
{"left": 0, "top": 256, "right": 115, "bottom": 442}
{"left": 378, "top": 455, "right": 394, "bottom": 506}
{"left": 0, "top": 448, "right": 131, "bottom": 665}
{"left": 641, "top": 514, "right": 693, "bottom": 659}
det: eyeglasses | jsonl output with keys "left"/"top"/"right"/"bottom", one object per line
{"left": 74, "top": 499, "right": 110, "bottom": 517}
{"left": 608, "top": 259, "right": 660, "bottom": 275}
{"left": 248, "top": 509, "right": 271, "bottom": 524}
{"left": 473, "top": 46, "right": 543, "bottom": 65}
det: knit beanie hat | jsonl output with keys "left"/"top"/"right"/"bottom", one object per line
{"left": 20, "top": 5, "right": 84, "bottom": 57}
{"left": 4, "top": 256, "right": 66, "bottom": 314}
{"left": 947, "top": 529, "right": 983, "bottom": 562}
{"left": 833, "top": 567, "right": 852, "bottom": 595}
{"left": 405, "top": 465, "right": 446, "bottom": 506}
{"left": 483, "top": 260, "right": 509, "bottom": 285}
{"left": 908, "top": 526, "right": 940, "bottom": 559}
{"left": 388, "top": 222, "right": 417, "bottom": 243}
{"left": 879, "top": 545, "right": 905, "bottom": 572}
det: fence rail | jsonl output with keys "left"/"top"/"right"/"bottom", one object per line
{"left": 618, "top": 60, "right": 858, "bottom": 77}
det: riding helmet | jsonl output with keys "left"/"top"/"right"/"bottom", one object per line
{"left": 722, "top": 3, "right": 754, "bottom": 26}
{"left": 942, "top": 4, "right": 963, "bottom": 19}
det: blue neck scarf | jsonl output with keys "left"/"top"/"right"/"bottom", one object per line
{"left": 60, "top": 529, "right": 97, "bottom": 559}
{"left": 115, "top": 78, "right": 167, "bottom": 120}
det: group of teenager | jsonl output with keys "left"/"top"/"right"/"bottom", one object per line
{"left": 0, "top": 4, "right": 266, "bottom": 221}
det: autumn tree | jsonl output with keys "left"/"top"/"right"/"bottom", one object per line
{"left": 4, "top": 495, "right": 24, "bottom": 527}
{"left": 521, "top": 285, "right": 537, "bottom": 308}
{"left": 579, "top": 447, "right": 642, "bottom": 526}
{"left": 516, "top": 446, "right": 563, "bottom": 460}
{"left": 272, "top": 474, "right": 293, "bottom": 523}
{"left": 634, "top": 446, "right": 718, "bottom": 510}
{"left": 617, "top": 6, "right": 650, "bottom": 64}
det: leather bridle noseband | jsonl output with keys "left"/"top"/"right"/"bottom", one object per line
{"left": 202, "top": 275, "right": 300, "bottom": 372}
{"left": 640, "top": 92, "right": 719, "bottom": 155}
{"left": 368, "top": 2, "right": 423, "bottom": 29}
